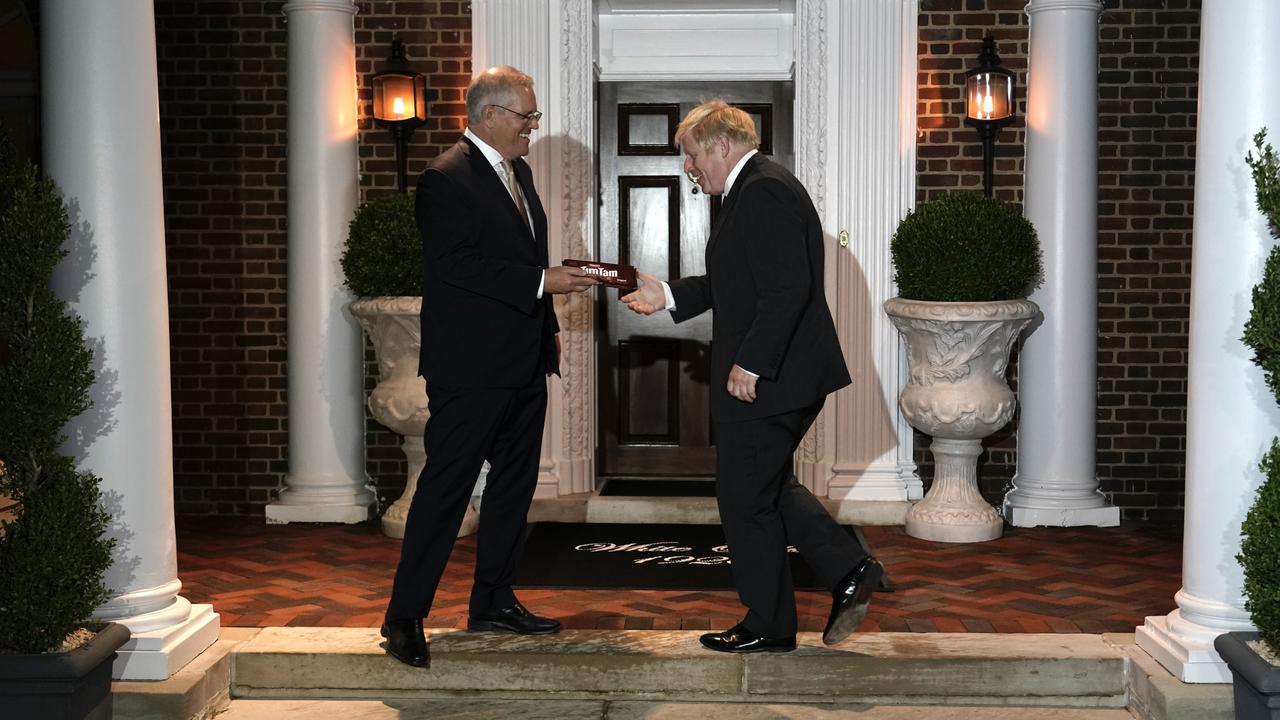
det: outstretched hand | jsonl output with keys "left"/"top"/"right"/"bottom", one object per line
{"left": 545, "top": 265, "right": 598, "bottom": 295}
{"left": 620, "top": 270, "right": 667, "bottom": 315}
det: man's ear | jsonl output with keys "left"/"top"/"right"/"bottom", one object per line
{"left": 715, "top": 135, "right": 731, "bottom": 157}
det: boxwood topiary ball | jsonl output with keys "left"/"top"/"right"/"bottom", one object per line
{"left": 340, "top": 192, "right": 420, "bottom": 298}
{"left": 890, "top": 192, "right": 1043, "bottom": 302}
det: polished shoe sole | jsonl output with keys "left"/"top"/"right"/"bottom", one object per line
{"left": 699, "top": 641, "right": 796, "bottom": 654}
{"left": 385, "top": 647, "right": 430, "bottom": 667}
{"left": 823, "top": 565, "right": 884, "bottom": 645}
{"left": 466, "top": 620, "right": 561, "bottom": 635}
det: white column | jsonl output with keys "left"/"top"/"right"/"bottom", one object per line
{"left": 806, "top": 0, "right": 919, "bottom": 505}
{"left": 473, "top": 0, "right": 597, "bottom": 498}
{"left": 1003, "top": 0, "right": 1119, "bottom": 528}
{"left": 42, "top": 0, "right": 218, "bottom": 680}
{"left": 1136, "top": 0, "right": 1280, "bottom": 683}
{"left": 266, "top": 0, "right": 374, "bottom": 524}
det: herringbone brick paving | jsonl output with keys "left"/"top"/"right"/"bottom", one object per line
{"left": 177, "top": 517, "right": 1181, "bottom": 633}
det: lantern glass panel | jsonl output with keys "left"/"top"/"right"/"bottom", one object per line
{"left": 966, "top": 71, "right": 1013, "bottom": 121}
{"left": 374, "top": 73, "right": 416, "bottom": 122}
{"left": 413, "top": 76, "right": 428, "bottom": 121}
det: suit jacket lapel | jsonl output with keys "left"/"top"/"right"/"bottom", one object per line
{"left": 705, "top": 154, "right": 760, "bottom": 259}
{"left": 461, "top": 137, "right": 538, "bottom": 245}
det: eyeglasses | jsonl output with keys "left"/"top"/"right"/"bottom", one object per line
{"left": 490, "top": 104, "right": 543, "bottom": 123}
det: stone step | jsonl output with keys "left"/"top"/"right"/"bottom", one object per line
{"left": 216, "top": 698, "right": 1139, "bottom": 719}
{"left": 230, "top": 628, "right": 1128, "bottom": 708}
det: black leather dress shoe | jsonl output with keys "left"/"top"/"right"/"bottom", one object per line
{"left": 699, "top": 624, "right": 796, "bottom": 654}
{"left": 381, "top": 618, "right": 429, "bottom": 668}
{"left": 467, "top": 601, "right": 562, "bottom": 635}
{"left": 823, "top": 556, "right": 885, "bottom": 645}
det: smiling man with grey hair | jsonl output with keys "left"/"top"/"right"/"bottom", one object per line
{"left": 380, "top": 65, "right": 596, "bottom": 669}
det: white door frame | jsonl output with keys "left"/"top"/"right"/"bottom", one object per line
{"left": 471, "top": 0, "right": 920, "bottom": 503}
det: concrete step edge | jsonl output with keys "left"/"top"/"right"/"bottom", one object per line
{"left": 230, "top": 629, "right": 1126, "bottom": 703}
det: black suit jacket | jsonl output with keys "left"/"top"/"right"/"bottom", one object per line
{"left": 415, "top": 137, "right": 559, "bottom": 387}
{"left": 669, "top": 154, "right": 850, "bottom": 423}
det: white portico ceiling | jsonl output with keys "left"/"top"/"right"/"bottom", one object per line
{"left": 596, "top": 0, "right": 795, "bottom": 14}
{"left": 594, "top": 0, "right": 796, "bottom": 80}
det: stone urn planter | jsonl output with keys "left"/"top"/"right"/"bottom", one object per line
{"left": 885, "top": 297, "right": 1038, "bottom": 543}
{"left": 0, "top": 622, "right": 130, "bottom": 720}
{"left": 351, "top": 297, "right": 478, "bottom": 539}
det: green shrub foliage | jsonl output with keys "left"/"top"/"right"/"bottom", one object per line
{"left": 340, "top": 192, "right": 420, "bottom": 297}
{"left": 1240, "top": 440, "right": 1280, "bottom": 652}
{"left": 890, "top": 192, "right": 1043, "bottom": 302}
{"left": 1243, "top": 130, "right": 1280, "bottom": 405}
{"left": 0, "top": 459, "right": 113, "bottom": 653}
{"left": 1240, "top": 128, "right": 1280, "bottom": 654}
{"left": 0, "top": 127, "right": 114, "bottom": 653}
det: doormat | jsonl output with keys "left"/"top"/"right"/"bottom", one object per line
{"left": 598, "top": 478, "right": 716, "bottom": 497}
{"left": 516, "top": 522, "right": 893, "bottom": 592}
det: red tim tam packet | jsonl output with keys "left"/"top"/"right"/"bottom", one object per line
{"left": 561, "top": 259, "right": 638, "bottom": 291}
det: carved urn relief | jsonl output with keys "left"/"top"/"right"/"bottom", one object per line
{"left": 351, "top": 297, "right": 478, "bottom": 539}
{"left": 884, "top": 297, "right": 1038, "bottom": 543}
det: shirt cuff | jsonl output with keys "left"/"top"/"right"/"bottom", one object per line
{"left": 739, "top": 367, "right": 759, "bottom": 378}
{"left": 537, "top": 270, "right": 545, "bottom": 299}
{"left": 661, "top": 281, "right": 676, "bottom": 312}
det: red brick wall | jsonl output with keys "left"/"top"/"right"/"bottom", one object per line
{"left": 150, "top": 1, "right": 1197, "bottom": 521}
{"left": 917, "top": 0, "right": 1199, "bottom": 524}
{"left": 155, "top": 1, "right": 470, "bottom": 514}
{"left": 1096, "top": 0, "right": 1199, "bottom": 524}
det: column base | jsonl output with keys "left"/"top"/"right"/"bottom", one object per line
{"left": 1004, "top": 503, "right": 1120, "bottom": 528}
{"left": 112, "top": 604, "right": 220, "bottom": 681}
{"left": 265, "top": 502, "right": 372, "bottom": 524}
{"left": 826, "top": 463, "right": 913, "bottom": 502}
{"left": 1136, "top": 613, "right": 1231, "bottom": 684}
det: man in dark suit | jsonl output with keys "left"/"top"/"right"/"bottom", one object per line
{"left": 382, "top": 66, "right": 596, "bottom": 668}
{"left": 622, "top": 100, "right": 884, "bottom": 653}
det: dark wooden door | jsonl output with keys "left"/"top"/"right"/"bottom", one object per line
{"left": 597, "top": 81, "right": 792, "bottom": 477}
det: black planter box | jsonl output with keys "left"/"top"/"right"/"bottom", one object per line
{"left": 0, "top": 623, "right": 131, "bottom": 720}
{"left": 1217, "top": 631, "right": 1280, "bottom": 720}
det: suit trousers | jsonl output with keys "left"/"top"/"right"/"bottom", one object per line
{"left": 715, "top": 399, "right": 868, "bottom": 637}
{"left": 385, "top": 376, "right": 547, "bottom": 621}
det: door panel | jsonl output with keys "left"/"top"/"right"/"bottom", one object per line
{"left": 619, "top": 340, "right": 679, "bottom": 443}
{"left": 598, "top": 81, "right": 792, "bottom": 477}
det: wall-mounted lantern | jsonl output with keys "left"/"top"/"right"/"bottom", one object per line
{"left": 964, "top": 36, "right": 1016, "bottom": 197}
{"left": 371, "top": 39, "right": 427, "bottom": 193}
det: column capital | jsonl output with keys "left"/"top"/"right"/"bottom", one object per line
{"left": 1024, "top": 0, "right": 1103, "bottom": 14}
{"left": 282, "top": 0, "right": 357, "bottom": 16}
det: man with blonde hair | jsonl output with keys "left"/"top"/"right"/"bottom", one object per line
{"left": 623, "top": 99, "right": 883, "bottom": 653}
